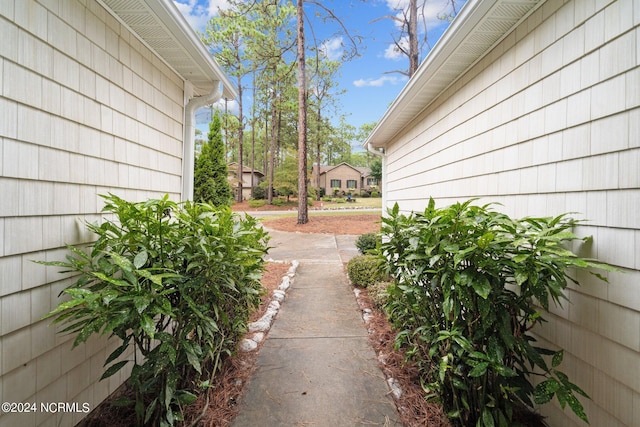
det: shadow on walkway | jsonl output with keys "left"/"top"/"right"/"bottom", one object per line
{"left": 232, "top": 229, "right": 402, "bottom": 426}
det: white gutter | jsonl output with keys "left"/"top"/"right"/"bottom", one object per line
{"left": 182, "top": 81, "right": 222, "bottom": 201}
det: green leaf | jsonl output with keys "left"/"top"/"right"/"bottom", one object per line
{"left": 133, "top": 250, "right": 148, "bottom": 269}
{"left": 100, "top": 360, "right": 128, "bottom": 380}
{"left": 565, "top": 391, "right": 588, "bottom": 422}
{"left": 134, "top": 296, "right": 151, "bottom": 314}
{"left": 534, "top": 379, "right": 559, "bottom": 404}
{"left": 104, "top": 338, "right": 130, "bottom": 366}
{"left": 176, "top": 391, "right": 198, "bottom": 405}
{"left": 469, "top": 362, "right": 489, "bottom": 377}
{"left": 552, "top": 350, "right": 564, "bottom": 368}
{"left": 140, "top": 315, "right": 156, "bottom": 338}
{"left": 477, "top": 232, "right": 495, "bottom": 249}
{"left": 514, "top": 270, "right": 528, "bottom": 286}
{"left": 482, "top": 408, "right": 495, "bottom": 427}
{"left": 471, "top": 276, "right": 491, "bottom": 299}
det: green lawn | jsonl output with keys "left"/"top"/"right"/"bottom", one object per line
{"left": 319, "top": 197, "right": 382, "bottom": 209}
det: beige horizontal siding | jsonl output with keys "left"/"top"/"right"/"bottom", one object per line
{"left": 383, "top": 0, "right": 639, "bottom": 424}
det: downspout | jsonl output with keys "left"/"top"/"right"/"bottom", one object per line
{"left": 365, "top": 141, "right": 386, "bottom": 211}
{"left": 182, "top": 81, "right": 223, "bottom": 201}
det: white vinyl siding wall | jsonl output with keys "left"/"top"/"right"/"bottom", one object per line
{"left": 0, "top": 0, "right": 185, "bottom": 426}
{"left": 383, "top": 0, "right": 639, "bottom": 425}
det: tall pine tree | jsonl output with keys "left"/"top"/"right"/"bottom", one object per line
{"left": 194, "top": 112, "right": 233, "bottom": 206}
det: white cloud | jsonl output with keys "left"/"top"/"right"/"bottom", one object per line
{"left": 319, "top": 37, "right": 344, "bottom": 61}
{"left": 383, "top": 36, "right": 409, "bottom": 61}
{"left": 384, "top": 0, "right": 455, "bottom": 33}
{"left": 353, "top": 75, "right": 407, "bottom": 87}
{"left": 173, "top": 0, "right": 232, "bottom": 32}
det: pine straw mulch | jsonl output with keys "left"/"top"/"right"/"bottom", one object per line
{"left": 260, "top": 213, "right": 381, "bottom": 235}
{"left": 353, "top": 286, "right": 451, "bottom": 427}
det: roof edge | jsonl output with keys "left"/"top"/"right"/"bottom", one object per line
{"left": 364, "top": 0, "right": 543, "bottom": 150}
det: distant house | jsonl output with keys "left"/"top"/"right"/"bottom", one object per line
{"left": 311, "top": 162, "right": 378, "bottom": 195}
{"left": 365, "top": 0, "right": 638, "bottom": 425}
{"left": 0, "top": 1, "right": 236, "bottom": 426}
{"left": 228, "top": 162, "right": 264, "bottom": 200}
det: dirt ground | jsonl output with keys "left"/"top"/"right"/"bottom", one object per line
{"left": 261, "top": 213, "right": 381, "bottom": 235}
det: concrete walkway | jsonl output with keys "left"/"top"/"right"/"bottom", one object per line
{"left": 232, "top": 230, "right": 402, "bottom": 427}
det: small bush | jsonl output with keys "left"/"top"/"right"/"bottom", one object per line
{"left": 347, "top": 255, "right": 387, "bottom": 287}
{"left": 271, "top": 198, "right": 285, "bottom": 206}
{"left": 321, "top": 196, "right": 333, "bottom": 202}
{"left": 308, "top": 186, "right": 318, "bottom": 201}
{"left": 333, "top": 198, "right": 346, "bottom": 203}
{"left": 355, "top": 232, "right": 380, "bottom": 254}
{"left": 253, "top": 184, "right": 266, "bottom": 200}
{"left": 360, "top": 192, "right": 371, "bottom": 198}
{"left": 368, "top": 281, "right": 391, "bottom": 308}
{"left": 248, "top": 199, "right": 266, "bottom": 208}
{"left": 371, "top": 191, "right": 379, "bottom": 198}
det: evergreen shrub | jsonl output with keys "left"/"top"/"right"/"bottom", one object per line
{"left": 347, "top": 255, "right": 388, "bottom": 287}
{"left": 380, "top": 199, "right": 612, "bottom": 426}
{"left": 355, "top": 232, "right": 380, "bottom": 254}
{"left": 40, "top": 194, "right": 269, "bottom": 426}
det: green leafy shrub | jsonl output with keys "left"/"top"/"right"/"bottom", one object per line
{"left": 253, "top": 184, "right": 267, "bottom": 200}
{"left": 271, "top": 198, "right": 285, "bottom": 206}
{"left": 380, "top": 199, "right": 612, "bottom": 426}
{"left": 41, "top": 194, "right": 269, "bottom": 426}
{"left": 367, "top": 281, "right": 391, "bottom": 309}
{"left": 371, "top": 191, "right": 379, "bottom": 198}
{"left": 333, "top": 198, "right": 346, "bottom": 203}
{"left": 347, "top": 255, "right": 388, "bottom": 287}
{"left": 321, "top": 196, "right": 333, "bottom": 202}
{"left": 355, "top": 232, "right": 381, "bottom": 254}
{"left": 248, "top": 199, "right": 266, "bottom": 208}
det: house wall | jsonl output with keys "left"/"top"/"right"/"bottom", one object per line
{"left": 324, "top": 164, "right": 362, "bottom": 194}
{"left": 0, "top": 0, "right": 186, "bottom": 426}
{"left": 383, "top": 0, "right": 639, "bottom": 425}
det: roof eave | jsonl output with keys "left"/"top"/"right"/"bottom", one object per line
{"left": 364, "top": 0, "right": 543, "bottom": 150}
{"left": 100, "top": 0, "right": 237, "bottom": 100}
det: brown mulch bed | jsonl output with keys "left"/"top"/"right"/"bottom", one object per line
{"left": 354, "top": 287, "right": 451, "bottom": 427}
{"left": 261, "top": 214, "right": 381, "bottom": 235}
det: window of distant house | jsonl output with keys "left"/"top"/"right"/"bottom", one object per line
{"left": 347, "top": 180, "right": 357, "bottom": 189}
{"left": 367, "top": 178, "right": 378, "bottom": 185}
{"left": 330, "top": 179, "right": 341, "bottom": 188}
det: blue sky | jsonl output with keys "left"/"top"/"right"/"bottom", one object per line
{"left": 174, "top": 0, "right": 465, "bottom": 139}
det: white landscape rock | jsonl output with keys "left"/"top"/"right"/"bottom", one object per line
{"left": 241, "top": 259, "right": 298, "bottom": 351}
{"left": 272, "top": 289, "right": 286, "bottom": 302}
{"left": 387, "top": 378, "right": 403, "bottom": 400}
{"left": 251, "top": 332, "right": 265, "bottom": 343}
{"left": 239, "top": 338, "right": 258, "bottom": 352}
{"left": 278, "top": 276, "right": 291, "bottom": 291}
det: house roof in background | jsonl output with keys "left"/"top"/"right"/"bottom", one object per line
{"left": 228, "top": 162, "right": 265, "bottom": 176}
{"left": 314, "top": 163, "right": 372, "bottom": 176}
{"left": 364, "top": 0, "right": 542, "bottom": 150}
{"left": 100, "top": 0, "right": 237, "bottom": 99}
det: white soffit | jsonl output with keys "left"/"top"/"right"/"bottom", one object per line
{"left": 365, "top": 0, "right": 543, "bottom": 149}
{"left": 100, "top": 0, "right": 237, "bottom": 99}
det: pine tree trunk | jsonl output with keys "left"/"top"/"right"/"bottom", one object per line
{"left": 237, "top": 83, "right": 244, "bottom": 202}
{"left": 297, "top": 0, "right": 308, "bottom": 224}
{"left": 268, "top": 89, "right": 277, "bottom": 205}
